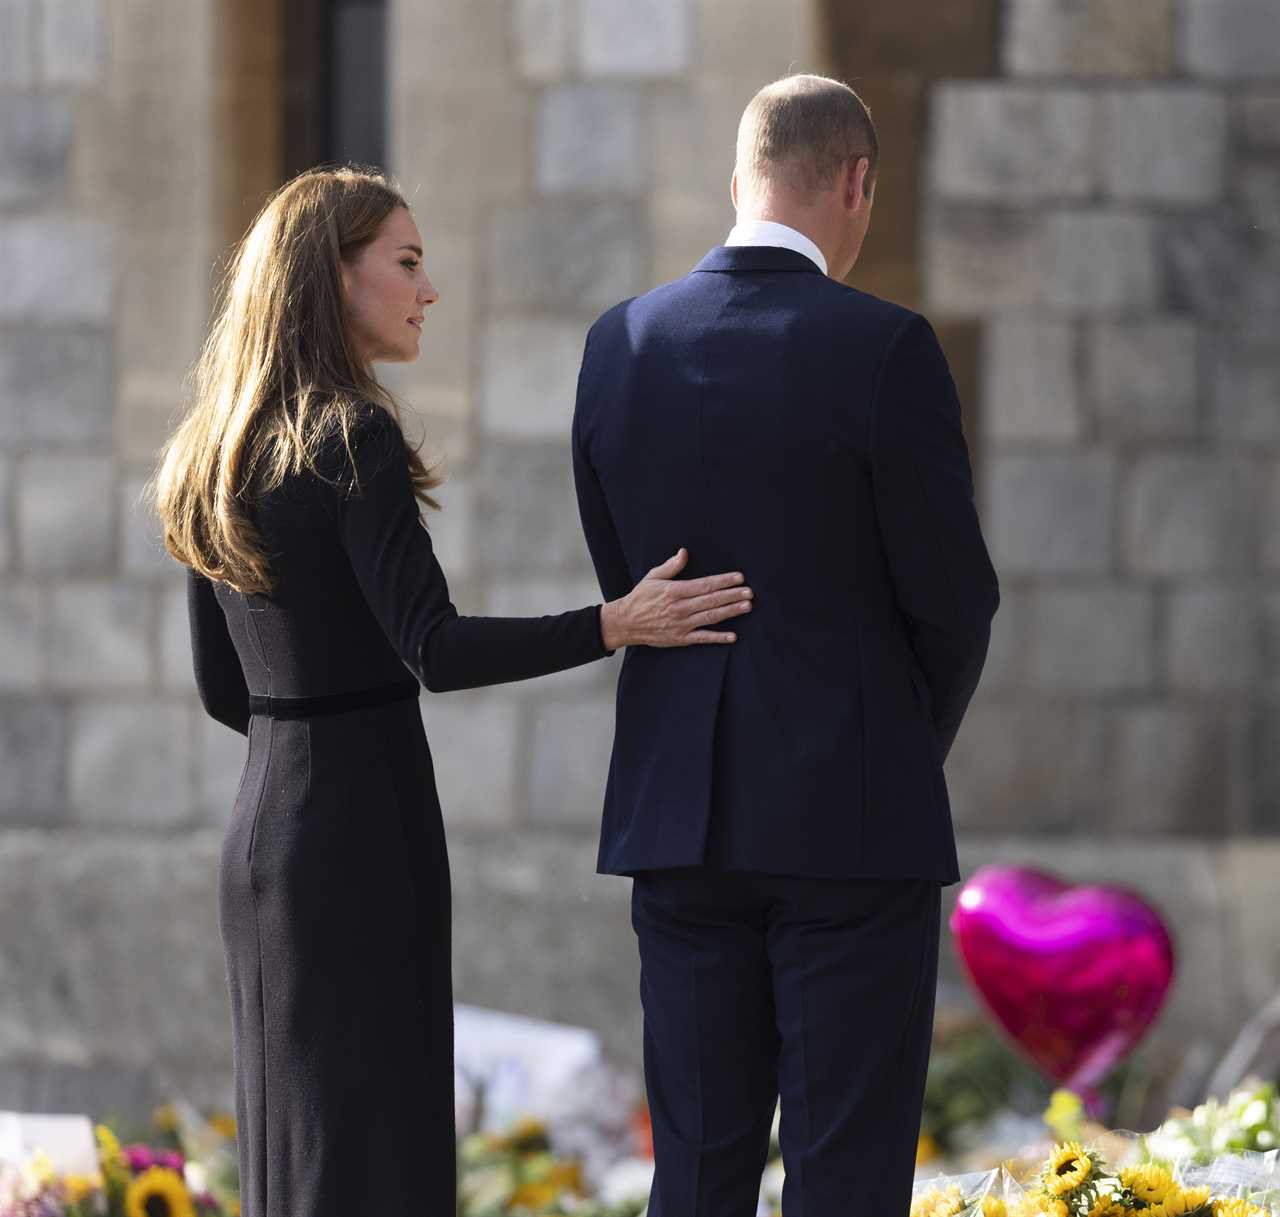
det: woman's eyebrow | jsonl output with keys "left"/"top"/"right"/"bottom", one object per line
{"left": 397, "top": 243, "right": 424, "bottom": 256}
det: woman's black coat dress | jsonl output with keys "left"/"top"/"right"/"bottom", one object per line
{"left": 187, "top": 405, "right": 609, "bottom": 1216}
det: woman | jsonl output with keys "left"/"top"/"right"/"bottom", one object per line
{"left": 152, "top": 166, "right": 753, "bottom": 1216}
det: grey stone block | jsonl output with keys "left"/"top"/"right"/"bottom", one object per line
{"left": 1222, "top": 842, "right": 1280, "bottom": 1003}
{"left": 0, "top": 94, "right": 72, "bottom": 206}
{"left": 944, "top": 699, "right": 1109, "bottom": 832}
{"left": 1124, "top": 455, "right": 1259, "bottom": 575}
{"left": 197, "top": 712, "right": 248, "bottom": 826}
{"left": 1250, "top": 706, "right": 1280, "bottom": 833}
{"left": 481, "top": 318, "right": 585, "bottom": 440}
{"left": 430, "top": 470, "right": 476, "bottom": 583}
{"left": 538, "top": 84, "right": 644, "bottom": 194}
{"left": 120, "top": 470, "right": 171, "bottom": 576}
{"left": 1030, "top": 585, "right": 1155, "bottom": 692}
{"left": 0, "top": 330, "right": 114, "bottom": 445}
{"left": 1168, "top": 586, "right": 1259, "bottom": 693}
{"left": 40, "top": 0, "right": 105, "bottom": 86}
{"left": 474, "top": 442, "right": 594, "bottom": 573}
{"left": 68, "top": 700, "right": 196, "bottom": 824}
{"left": 577, "top": 0, "right": 691, "bottom": 77}
{"left": 159, "top": 577, "right": 195, "bottom": 692}
{"left": 0, "top": 698, "right": 66, "bottom": 822}
{"left": 515, "top": 0, "right": 569, "bottom": 81}
{"left": 1089, "top": 319, "right": 1198, "bottom": 441}
{"left": 1239, "top": 91, "right": 1280, "bottom": 150}
{"left": 528, "top": 696, "right": 615, "bottom": 827}
{"left": 1047, "top": 211, "right": 1159, "bottom": 315}
{"left": 48, "top": 581, "right": 153, "bottom": 689}
{"left": 983, "top": 320, "right": 1081, "bottom": 442}
{"left": 984, "top": 452, "right": 1115, "bottom": 574}
{"left": 1109, "top": 707, "right": 1232, "bottom": 834}
{"left": 447, "top": 829, "right": 641, "bottom": 1070}
{"left": 418, "top": 690, "right": 522, "bottom": 827}
{"left": 16, "top": 452, "right": 114, "bottom": 574}
{"left": 1212, "top": 332, "right": 1280, "bottom": 444}
{"left": 0, "top": 454, "right": 10, "bottom": 570}
{"left": 1235, "top": 163, "right": 1280, "bottom": 249}
{"left": 0, "top": 582, "right": 44, "bottom": 690}
{"left": 931, "top": 85, "right": 1096, "bottom": 202}
{"left": 489, "top": 202, "right": 647, "bottom": 313}
{"left": 1181, "top": 0, "right": 1280, "bottom": 78}
{"left": 978, "top": 582, "right": 1027, "bottom": 689}
{"left": 1266, "top": 464, "right": 1280, "bottom": 574}
{"left": 0, "top": 1059, "right": 163, "bottom": 1123}
{"left": 0, "top": 831, "right": 229, "bottom": 1067}
{"left": 0, "top": 0, "right": 35, "bottom": 88}
{"left": 1155, "top": 212, "right": 1280, "bottom": 321}
{"left": 1004, "top": 0, "right": 1173, "bottom": 76}
{"left": 923, "top": 206, "right": 1049, "bottom": 316}
{"left": 0, "top": 218, "right": 115, "bottom": 325}
{"left": 1101, "top": 88, "right": 1227, "bottom": 205}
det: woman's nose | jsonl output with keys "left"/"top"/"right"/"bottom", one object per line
{"left": 418, "top": 276, "right": 440, "bottom": 306}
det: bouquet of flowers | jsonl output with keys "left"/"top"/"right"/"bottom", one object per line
{"left": 1142, "top": 1084, "right": 1279, "bottom": 1166}
{"left": 0, "top": 1106, "right": 240, "bottom": 1217}
{"left": 907, "top": 1140, "right": 1280, "bottom": 1217}
{"left": 457, "top": 1117, "right": 648, "bottom": 1217}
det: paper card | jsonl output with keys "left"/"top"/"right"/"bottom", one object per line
{"left": 454, "top": 1004, "right": 603, "bottom": 1133}
{"left": 0, "top": 1111, "right": 99, "bottom": 1174}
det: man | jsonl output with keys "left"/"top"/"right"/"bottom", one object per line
{"left": 571, "top": 75, "right": 999, "bottom": 1217}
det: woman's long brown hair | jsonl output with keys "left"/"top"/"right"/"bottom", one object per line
{"left": 152, "top": 165, "right": 441, "bottom": 596}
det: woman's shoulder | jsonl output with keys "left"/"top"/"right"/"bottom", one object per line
{"left": 314, "top": 401, "right": 406, "bottom": 492}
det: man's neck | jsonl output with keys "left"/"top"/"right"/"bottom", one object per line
{"left": 734, "top": 208, "right": 838, "bottom": 278}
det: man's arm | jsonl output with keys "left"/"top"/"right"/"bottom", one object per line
{"left": 870, "top": 313, "right": 1000, "bottom": 761}
{"left": 571, "top": 330, "right": 634, "bottom": 607}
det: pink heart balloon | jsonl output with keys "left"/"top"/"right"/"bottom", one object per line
{"left": 950, "top": 865, "right": 1175, "bottom": 1092}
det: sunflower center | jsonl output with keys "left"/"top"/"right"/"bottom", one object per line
{"left": 1057, "top": 1159, "right": 1078, "bottom": 1175}
{"left": 144, "top": 1197, "right": 172, "bottom": 1217}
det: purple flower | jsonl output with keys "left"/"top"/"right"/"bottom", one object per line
{"left": 122, "top": 1143, "right": 186, "bottom": 1174}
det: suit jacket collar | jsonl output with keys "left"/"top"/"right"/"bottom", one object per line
{"left": 693, "top": 245, "right": 826, "bottom": 276}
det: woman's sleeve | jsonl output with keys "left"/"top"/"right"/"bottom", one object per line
{"left": 187, "top": 567, "right": 250, "bottom": 735}
{"left": 334, "top": 407, "right": 611, "bottom": 694}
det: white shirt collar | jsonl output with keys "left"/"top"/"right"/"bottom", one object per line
{"left": 724, "top": 219, "right": 828, "bottom": 276}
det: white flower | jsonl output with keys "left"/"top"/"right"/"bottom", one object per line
{"left": 598, "top": 1156, "right": 655, "bottom": 1205}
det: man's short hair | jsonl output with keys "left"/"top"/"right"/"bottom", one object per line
{"left": 736, "top": 74, "right": 878, "bottom": 198}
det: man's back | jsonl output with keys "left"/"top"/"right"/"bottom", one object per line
{"left": 573, "top": 244, "right": 998, "bottom": 882}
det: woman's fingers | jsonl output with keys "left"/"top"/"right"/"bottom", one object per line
{"left": 670, "top": 570, "right": 746, "bottom": 597}
{"left": 678, "top": 587, "right": 753, "bottom": 619}
{"left": 684, "top": 628, "right": 738, "bottom": 644}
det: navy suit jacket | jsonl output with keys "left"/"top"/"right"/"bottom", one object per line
{"left": 572, "top": 245, "right": 999, "bottom": 883}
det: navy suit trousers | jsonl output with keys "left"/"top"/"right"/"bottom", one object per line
{"left": 630, "top": 869, "right": 941, "bottom": 1217}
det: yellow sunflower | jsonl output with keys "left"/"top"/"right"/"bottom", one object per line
{"left": 1211, "top": 1202, "right": 1267, "bottom": 1217}
{"left": 982, "top": 1196, "right": 1008, "bottom": 1217}
{"left": 1160, "top": 1186, "right": 1212, "bottom": 1216}
{"left": 63, "top": 1172, "right": 104, "bottom": 1203}
{"left": 1122, "top": 1163, "right": 1176, "bottom": 1207}
{"left": 1045, "top": 1142, "right": 1093, "bottom": 1196}
{"left": 911, "top": 1184, "right": 967, "bottom": 1217}
{"left": 124, "top": 1166, "right": 196, "bottom": 1217}
{"left": 1011, "top": 1197, "right": 1069, "bottom": 1217}
{"left": 208, "top": 1110, "right": 238, "bottom": 1140}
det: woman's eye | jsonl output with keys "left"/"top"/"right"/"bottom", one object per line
{"left": 401, "top": 259, "right": 418, "bottom": 270}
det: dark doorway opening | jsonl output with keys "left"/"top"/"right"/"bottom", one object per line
{"left": 282, "top": 0, "right": 388, "bottom": 177}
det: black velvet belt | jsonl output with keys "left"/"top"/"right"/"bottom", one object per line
{"left": 248, "top": 678, "right": 419, "bottom": 720}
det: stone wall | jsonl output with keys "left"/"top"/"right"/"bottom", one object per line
{"left": 3, "top": 0, "right": 1280, "bottom": 1121}
{"left": 924, "top": 0, "right": 1280, "bottom": 841}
